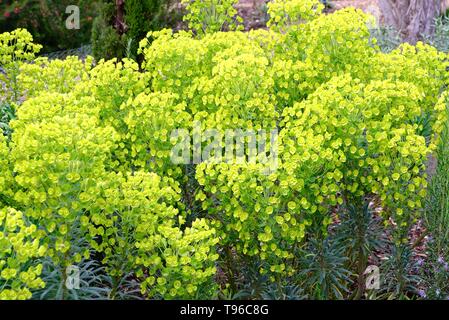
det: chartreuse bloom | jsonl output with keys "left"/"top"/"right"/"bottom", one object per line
{"left": 0, "top": 207, "right": 46, "bottom": 300}
{"left": 181, "top": 0, "right": 243, "bottom": 35}
{"left": 10, "top": 112, "right": 119, "bottom": 267}
{"left": 89, "top": 171, "right": 218, "bottom": 299}
{"left": 17, "top": 56, "right": 93, "bottom": 99}
{"left": 0, "top": 29, "right": 41, "bottom": 100}
{"left": 0, "top": 134, "right": 14, "bottom": 202}
{"left": 267, "top": 0, "right": 324, "bottom": 32}
{"left": 281, "top": 74, "right": 441, "bottom": 238}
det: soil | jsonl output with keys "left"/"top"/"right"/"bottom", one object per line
{"left": 236, "top": 0, "right": 270, "bottom": 30}
{"left": 331, "top": 0, "right": 380, "bottom": 11}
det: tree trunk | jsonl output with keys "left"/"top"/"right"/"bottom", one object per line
{"left": 115, "top": 0, "right": 127, "bottom": 35}
{"left": 379, "top": 0, "right": 441, "bottom": 44}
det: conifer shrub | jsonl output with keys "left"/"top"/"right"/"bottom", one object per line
{"left": 91, "top": 0, "right": 173, "bottom": 61}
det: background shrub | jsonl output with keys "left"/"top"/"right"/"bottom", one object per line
{"left": 91, "top": 0, "right": 177, "bottom": 61}
{"left": 0, "top": 0, "right": 98, "bottom": 53}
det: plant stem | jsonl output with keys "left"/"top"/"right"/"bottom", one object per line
{"left": 225, "top": 246, "right": 237, "bottom": 294}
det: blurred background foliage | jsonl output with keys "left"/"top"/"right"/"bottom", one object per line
{"left": 2, "top": 0, "right": 449, "bottom": 57}
{"left": 0, "top": 0, "right": 181, "bottom": 57}
{"left": 91, "top": 0, "right": 181, "bottom": 62}
{"left": 0, "top": 0, "right": 98, "bottom": 53}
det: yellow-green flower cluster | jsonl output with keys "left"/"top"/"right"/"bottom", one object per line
{"left": 140, "top": 218, "right": 218, "bottom": 299}
{"left": 10, "top": 112, "right": 118, "bottom": 266}
{"left": 2, "top": 31, "right": 220, "bottom": 298}
{"left": 0, "top": 134, "right": 14, "bottom": 201}
{"left": 1, "top": 2, "right": 449, "bottom": 297}
{"left": 88, "top": 171, "right": 219, "bottom": 299}
{"left": 0, "top": 29, "right": 41, "bottom": 66}
{"left": 139, "top": 30, "right": 279, "bottom": 177}
{"left": 267, "top": 0, "right": 324, "bottom": 32}
{"left": 181, "top": 0, "right": 243, "bottom": 35}
{"left": 196, "top": 162, "right": 310, "bottom": 276}
{"left": 137, "top": 8, "right": 448, "bottom": 274}
{"left": 17, "top": 56, "right": 94, "bottom": 99}
{"left": 368, "top": 42, "right": 449, "bottom": 112}
{"left": 272, "top": 8, "right": 376, "bottom": 106}
{"left": 282, "top": 75, "right": 435, "bottom": 228}
{"left": 0, "top": 29, "right": 41, "bottom": 101}
{"left": 125, "top": 92, "right": 191, "bottom": 179}
{"left": 434, "top": 91, "right": 449, "bottom": 140}
{"left": 0, "top": 207, "right": 46, "bottom": 300}
{"left": 77, "top": 58, "right": 147, "bottom": 172}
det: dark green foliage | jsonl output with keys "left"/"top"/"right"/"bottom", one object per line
{"left": 298, "top": 239, "right": 353, "bottom": 300}
{"left": 35, "top": 257, "right": 142, "bottom": 300}
{"left": 379, "top": 244, "right": 421, "bottom": 299}
{"left": 424, "top": 116, "right": 449, "bottom": 256}
{"left": 91, "top": 0, "right": 177, "bottom": 61}
{"left": 335, "top": 202, "right": 387, "bottom": 299}
{"left": 218, "top": 258, "right": 307, "bottom": 300}
{"left": 422, "top": 107, "right": 449, "bottom": 299}
{"left": 91, "top": 1, "right": 126, "bottom": 61}
{"left": 0, "top": 0, "right": 98, "bottom": 53}
{"left": 32, "top": 223, "right": 142, "bottom": 300}
{"left": 335, "top": 203, "right": 388, "bottom": 269}
{"left": 34, "top": 258, "right": 110, "bottom": 300}
{"left": 124, "top": 0, "right": 166, "bottom": 61}
{"left": 260, "top": 283, "right": 306, "bottom": 300}
{"left": 0, "top": 101, "right": 15, "bottom": 138}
